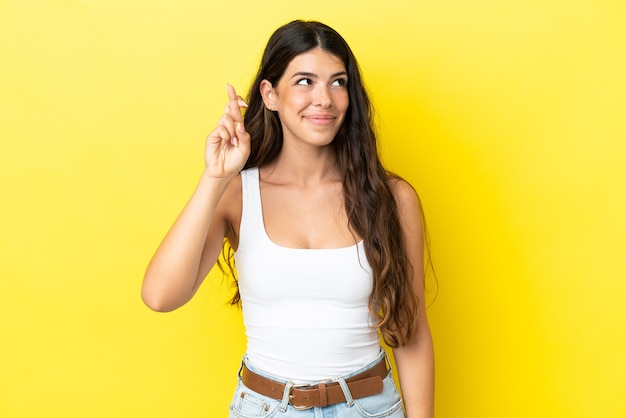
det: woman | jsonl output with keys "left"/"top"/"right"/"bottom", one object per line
{"left": 142, "top": 20, "right": 434, "bottom": 417}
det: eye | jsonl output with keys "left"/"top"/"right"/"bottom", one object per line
{"left": 331, "top": 78, "right": 347, "bottom": 87}
{"left": 296, "top": 78, "right": 313, "bottom": 86}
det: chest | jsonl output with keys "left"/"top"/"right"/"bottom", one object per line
{"left": 237, "top": 242, "right": 373, "bottom": 306}
{"left": 260, "top": 181, "right": 358, "bottom": 249}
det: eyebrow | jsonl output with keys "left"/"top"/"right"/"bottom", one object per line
{"left": 290, "top": 71, "right": 348, "bottom": 79}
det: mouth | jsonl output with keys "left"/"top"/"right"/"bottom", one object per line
{"left": 303, "top": 114, "right": 337, "bottom": 126}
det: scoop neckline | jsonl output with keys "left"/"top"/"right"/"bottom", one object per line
{"left": 252, "top": 167, "right": 363, "bottom": 252}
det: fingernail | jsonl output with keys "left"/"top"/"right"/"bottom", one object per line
{"left": 238, "top": 98, "right": 248, "bottom": 108}
{"left": 231, "top": 136, "right": 239, "bottom": 147}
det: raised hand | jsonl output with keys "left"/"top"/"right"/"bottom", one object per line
{"left": 204, "top": 84, "right": 251, "bottom": 180}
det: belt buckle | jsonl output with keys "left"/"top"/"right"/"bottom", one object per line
{"left": 288, "top": 383, "right": 314, "bottom": 410}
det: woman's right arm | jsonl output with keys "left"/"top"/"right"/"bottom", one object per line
{"left": 141, "top": 85, "right": 250, "bottom": 312}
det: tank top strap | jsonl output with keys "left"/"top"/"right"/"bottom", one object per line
{"left": 239, "top": 167, "right": 265, "bottom": 246}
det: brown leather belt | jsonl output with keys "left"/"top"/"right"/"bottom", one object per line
{"left": 240, "top": 358, "right": 388, "bottom": 410}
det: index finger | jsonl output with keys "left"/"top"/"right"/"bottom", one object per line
{"left": 226, "top": 83, "right": 238, "bottom": 105}
{"left": 226, "top": 84, "right": 247, "bottom": 121}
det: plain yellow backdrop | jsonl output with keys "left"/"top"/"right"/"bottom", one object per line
{"left": 1, "top": 0, "right": 625, "bottom": 417}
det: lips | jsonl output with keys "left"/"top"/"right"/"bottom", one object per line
{"left": 303, "top": 114, "right": 337, "bottom": 126}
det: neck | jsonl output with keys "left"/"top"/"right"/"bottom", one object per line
{"left": 264, "top": 143, "right": 340, "bottom": 187}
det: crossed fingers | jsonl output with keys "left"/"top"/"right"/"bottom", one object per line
{"left": 220, "top": 84, "right": 247, "bottom": 146}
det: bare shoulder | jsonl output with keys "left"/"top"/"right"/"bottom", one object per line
{"left": 389, "top": 177, "right": 421, "bottom": 215}
{"left": 389, "top": 176, "right": 424, "bottom": 244}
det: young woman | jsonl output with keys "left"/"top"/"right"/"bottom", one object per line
{"left": 142, "top": 20, "right": 434, "bottom": 418}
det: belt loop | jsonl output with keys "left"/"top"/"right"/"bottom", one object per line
{"left": 382, "top": 349, "right": 393, "bottom": 374}
{"left": 279, "top": 381, "right": 294, "bottom": 412}
{"left": 237, "top": 356, "right": 246, "bottom": 378}
{"left": 337, "top": 378, "right": 355, "bottom": 407}
{"left": 318, "top": 383, "right": 328, "bottom": 407}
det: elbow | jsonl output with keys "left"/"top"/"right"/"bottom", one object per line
{"left": 141, "top": 281, "right": 181, "bottom": 313}
{"left": 141, "top": 289, "right": 174, "bottom": 312}
{"left": 142, "top": 267, "right": 194, "bottom": 312}
{"left": 142, "top": 299, "right": 174, "bottom": 313}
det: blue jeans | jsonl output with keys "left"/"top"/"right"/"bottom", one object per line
{"left": 228, "top": 350, "right": 406, "bottom": 417}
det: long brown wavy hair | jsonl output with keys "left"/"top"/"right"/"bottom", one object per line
{"left": 223, "top": 20, "right": 419, "bottom": 347}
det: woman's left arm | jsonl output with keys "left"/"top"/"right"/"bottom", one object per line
{"left": 391, "top": 179, "right": 435, "bottom": 418}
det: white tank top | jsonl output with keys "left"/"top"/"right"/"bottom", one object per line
{"left": 234, "top": 168, "right": 380, "bottom": 383}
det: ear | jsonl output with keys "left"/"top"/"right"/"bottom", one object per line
{"left": 260, "top": 79, "right": 277, "bottom": 111}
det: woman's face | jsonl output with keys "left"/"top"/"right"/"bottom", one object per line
{"left": 261, "top": 47, "right": 349, "bottom": 149}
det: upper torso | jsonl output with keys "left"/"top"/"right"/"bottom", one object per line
{"left": 232, "top": 167, "right": 380, "bottom": 382}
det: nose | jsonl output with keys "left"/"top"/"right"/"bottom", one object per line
{"left": 313, "top": 85, "right": 332, "bottom": 108}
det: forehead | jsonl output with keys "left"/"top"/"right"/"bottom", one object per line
{"left": 284, "top": 47, "right": 346, "bottom": 75}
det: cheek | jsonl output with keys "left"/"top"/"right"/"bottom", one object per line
{"left": 294, "top": 95, "right": 312, "bottom": 110}
{"left": 281, "top": 95, "right": 307, "bottom": 114}
{"left": 336, "top": 92, "right": 349, "bottom": 113}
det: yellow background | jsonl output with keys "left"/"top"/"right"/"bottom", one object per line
{"left": 1, "top": 0, "right": 625, "bottom": 417}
